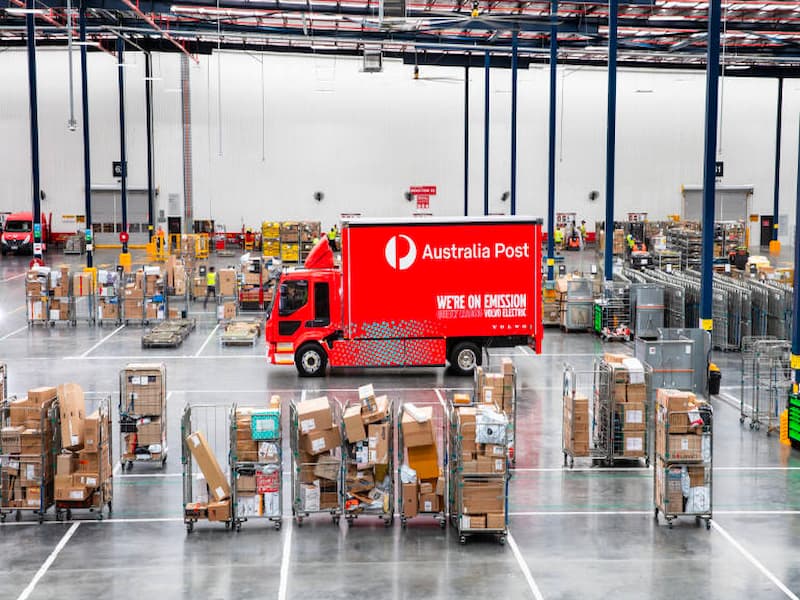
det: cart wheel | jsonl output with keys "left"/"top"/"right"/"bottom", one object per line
{"left": 459, "top": 535, "right": 466, "bottom": 545}
{"left": 755, "top": 423, "right": 761, "bottom": 431}
{"left": 654, "top": 508, "right": 659, "bottom": 520}
{"left": 668, "top": 520, "right": 673, "bottom": 530}
{"left": 38, "top": 514, "right": 44, "bottom": 524}
{"left": 563, "top": 453, "right": 567, "bottom": 467}
{"left": 186, "top": 522, "right": 194, "bottom": 533}
{"left": 66, "top": 509, "right": 72, "bottom": 521}
{"left": 274, "top": 520, "right": 281, "bottom": 531}
{"left": 0, "top": 513, "right": 6, "bottom": 522}
{"left": 97, "top": 513, "right": 104, "bottom": 522}
{"left": 749, "top": 422, "right": 754, "bottom": 430}
{"left": 108, "top": 502, "right": 113, "bottom": 514}
{"left": 15, "top": 511, "right": 21, "bottom": 522}
{"left": 569, "top": 456, "right": 574, "bottom": 469}
{"left": 498, "top": 535, "right": 506, "bottom": 546}
{"left": 161, "top": 457, "right": 167, "bottom": 469}
{"left": 383, "top": 517, "right": 392, "bottom": 528}
{"left": 766, "top": 430, "right": 771, "bottom": 437}
{"left": 126, "top": 461, "right": 133, "bottom": 471}
{"left": 400, "top": 517, "right": 407, "bottom": 529}
{"left": 645, "top": 457, "right": 650, "bottom": 468}
{"left": 225, "top": 520, "right": 231, "bottom": 530}
{"left": 695, "top": 516, "right": 701, "bottom": 526}
{"left": 295, "top": 516, "right": 303, "bottom": 527}
{"left": 706, "top": 519, "right": 711, "bottom": 531}
{"left": 236, "top": 522, "right": 242, "bottom": 532}
{"left": 739, "top": 416, "right": 745, "bottom": 424}
{"left": 332, "top": 516, "right": 340, "bottom": 526}
{"left": 346, "top": 516, "right": 354, "bottom": 527}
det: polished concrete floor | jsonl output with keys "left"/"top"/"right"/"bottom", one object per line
{"left": 0, "top": 248, "right": 799, "bottom": 599}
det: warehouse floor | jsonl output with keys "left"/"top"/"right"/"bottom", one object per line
{"left": 0, "top": 249, "right": 799, "bottom": 600}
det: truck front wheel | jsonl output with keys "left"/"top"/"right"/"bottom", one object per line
{"left": 295, "top": 343, "right": 327, "bottom": 377}
{"left": 450, "top": 341, "right": 481, "bottom": 376}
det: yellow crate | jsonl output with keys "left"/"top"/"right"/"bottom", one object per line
{"left": 281, "top": 244, "right": 299, "bottom": 261}
{"left": 261, "top": 221, "right": 280, "bottom": 238}
{"left": 262, "top": 241, "right": 280, "bottom": 257}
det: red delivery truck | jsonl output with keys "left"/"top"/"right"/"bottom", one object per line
{"left": 266, "top": 217, "right": 543, "bottom": 377}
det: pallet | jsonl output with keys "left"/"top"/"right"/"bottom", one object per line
{"left": 141, "top": 318, "right": 196, "bottom": 348}
{"left": 220, "top": 319, "right": 261, "bottom": 346}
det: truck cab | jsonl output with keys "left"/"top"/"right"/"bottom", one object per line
{"left": 1, "top": 212, "right": 47, "bottom": 255}
{"left": 266, "top": 241, "right": 342, "bottom": 376}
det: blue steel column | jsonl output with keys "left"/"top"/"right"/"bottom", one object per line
{"left": 464, "top": 63, "right": 469, "bottom": 217}
{"left": 26, "top": 0, "right": 42, "bottom": 258}
{"left": 792, "top": 119, "right": 800, "bottom": 385}
{"left": 510, "top": 31, "right": 518, "bottom": 216}
{"left": 546, "top": 0, "right": 558, "bottom": 281}
{"left": 79, "top": 2, "right": 93, "bottom": 268}
{"left": 117, "top": 36, "right": 129, "bottom": 254}
{"left": 603, "top": 0, "right": 618, "bottom": 280}
{"left": 483, "top": 51, "right": 490, "bottom": 216}
{"left": 699, "top": 0, "right": 722, "bottom": 331}
{"left": 145, "top": 52, "right": 156, "bottom": 234}
{"left": 773, "top": 77, "right": 783, "bottom": 243}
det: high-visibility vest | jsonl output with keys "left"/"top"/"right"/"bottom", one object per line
{"left": 554, "top": 230, "right": 563, "bottom": 243}
{"left": 207, "top": 272, "right": 217, "bottom": 286}
{"left": 327, "top": 230, "right": 336, "bottom": 241}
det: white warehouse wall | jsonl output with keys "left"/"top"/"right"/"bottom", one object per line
{"left": 0, "top": 47, "right": 798, "bottom": 241}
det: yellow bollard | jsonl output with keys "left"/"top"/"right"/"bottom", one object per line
{"left": 769, "top": 239, "right": 781, "bottom": 254}
{"left": 119, "top": 252, "right": 132, "bottom": 271}
{"left": 780, "top": 409, "right": 790, "bottom": 446}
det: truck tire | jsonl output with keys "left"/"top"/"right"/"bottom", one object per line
{"left": 450, "top": 341, "right": 481, "bottom": 376}
{"left": 295, "top": 343, "right": 327, "bottom": 377}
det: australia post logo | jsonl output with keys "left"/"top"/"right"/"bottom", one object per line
{"left": 384, "top": 235, "right": 417, "bottom": 270}
{"left": 385, "top": 233, "right": 530, "bottom": 270}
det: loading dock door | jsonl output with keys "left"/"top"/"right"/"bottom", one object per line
{"left": 91, "top": 189, "right": 150, "bottom": 245}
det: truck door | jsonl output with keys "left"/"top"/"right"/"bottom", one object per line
{"left": 277, "top": 279, "right": 310, "bottom": 337}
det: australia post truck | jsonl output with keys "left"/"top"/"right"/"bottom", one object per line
{"left": 266, "top": 217, "right": 543, "bottom": 376}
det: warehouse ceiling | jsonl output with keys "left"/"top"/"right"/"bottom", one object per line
{"left": 3, "top": 0, "right": 800, "bottom": 74}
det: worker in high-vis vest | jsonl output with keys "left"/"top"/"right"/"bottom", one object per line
{"left": 203, "top": 266, "right": 217, "bottom": 309}
{"left": 554, "top": 227, "right": 564, "bottom": 249}
{"left": 327, "top": 226, "right": 338, "bottom": 252}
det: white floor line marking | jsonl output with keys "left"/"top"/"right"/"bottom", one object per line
{"left": 715, "top": 466, "right": 800, "bottom": 471}
{"left": 513, "top": 467, "right": 652, "bottom": 473}
{"left": 507, "top": 532, "right": 545, "bottom": 600}
{"left": 510, "top": 511, "right": 651, "bottom": 516}
{"left": 116, "top": 472, "right": 182, "bottom": 478}
{"left": 64, "top": 354, "right": 266, "bottom": 361}
{"left": 1, "top": 273, "right": 26, "bottom": 283}
{"left": 16, "top": 522, "right": 80, "bottom": 600}
{"left": 9, "top": 304, "right": 25, "bottom": 314}
{"left": 277, "top": 519, "right": 294, "bottom": 600}
{"left": 78, "top": 324, "right": 125, "bottom": 358}
{"left": 0, "top": 325, "right": 28, "bottom": 341}
{"left": 194, "top": 323, "right": 221, "bottom": 357}
{"left": 711, "top": 520, "right": 800, "bottom": 600}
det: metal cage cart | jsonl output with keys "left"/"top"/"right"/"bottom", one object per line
{"left": 182, "top": 403, "right": 234, "bottom": 532}
{"left": 47, "top": 266, "right": 74, "bottom": 327}
{"left": 55, "top": 393, "right": 113, "bottom": 521}
{"left": 475, "top": 359, "right": 517, "bottom": 465}
{"left": 739, "top": 338, "right": 791, "bottom": 434}
{"left": 654, "top": 396, "right": 713, "bottom": 529}
{"left": 562, "top": 278, "right": 594, "bottom": 332}
{"left": 449, "top": 402, "right": 509, "bottom": 545}
{"left": 630, "top": 284, "right": 665, "bottom": 340}
{"left": 289, "top": 396, "right": 343, "bottom": 526}
{"left": 25, "top": 268, "right": 51, "bottom": 326}
{"left": 230, "top": 400, "right": 283, "bottom": 531}
{"left": 594, "top": 282, "right": 631, "bottom": 342}
{"left": 397, "top": 399, "right": 447, "bottom": 528}
{"left": 71, "top": 270, "right": 95, "bottom": 326}
{"left": 96, "top": 268, "right": 122, "bottom": 326}
{"left": 343, "top": 395, "right": 394, "bottom": 527}
{"left": 0, "top": 394, "right": 60, "bottom": 523}
{"left": 119, "top": 363, "right": 167, "bottom": 471}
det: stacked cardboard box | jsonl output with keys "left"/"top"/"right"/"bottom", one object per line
{"left": 563, "top": 394, "right": 590, "bottom": 456}
{"left": 121, "top": 365, "right": 165, "bottom": 462}
{"left": 655, "top": 389, "right": 710, "bottom": 515}
{"left": 219, "top": 269, "right": 237, "bottom": 297}
{"left": 609, "top": 360, "right": 647, "bottom": 458}
{"left": 475, "top": 358, "right": 515, "bottom": 415}
{"left": 456, "top": 405, "right": 507, "bottom": 531}
{"left": 399, "top": 403, "right": 444, "bottom": 518}
{"left": 1, "top": 387, "right": 58, "bottom": 509}
{"left": 234, "top": 397, "right": 282, "bottom": 519}
{"left": 185, "top": 431, "right": 232, "bottom": 521}
{"left": 342, "top": 385, "right": 392, "bottom": 515}
{"left": 26, "top": 267, "right": 51, "bottom": 320}
{"left": 613, "top": 228, "right": 626, "bottom": 255}
{"left": 55, "top": 385, "right": 113, "bottom": 507}
{"left": 296, "top": 396, "right": 341, "bottom": 512}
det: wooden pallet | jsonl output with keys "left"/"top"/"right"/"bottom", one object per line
{"left": 220, "top": 319, "right": 261, "bottom": 346}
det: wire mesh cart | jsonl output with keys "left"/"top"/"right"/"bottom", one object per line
{"left": 475, "top": 357, "right": 517, "bottom": 465}
{"left": 654, "top": 391, "right": 713, "bottom": 529}
{"left": 343, "top": 393, "right": 394, "bottom": 527}
{"left": 739, "top": 338, "right": 791, "bottom": 434}
{"left": 182, "top": 403, "right": 234, "bottom": 532}
{"left": 25, "top": 268, "right": 51, "bottom": 326}
{"left": 230, "top": 399, "right": 283, "bottom": 531}
{"left": 594, "top": 282, "right": 631, "bottom": 342}
{"left": 95, "top": 269, "right": 122, "bottom": 326}
{"left": 0, "top": 393, "right": 60, "bottom": 523}
{"left": 0, "top": 363, "right": 6, "bottom": 401}
{"left": 449, "top": 402, "right": 509, "bottom": 545}
{"left": 55, "top": 392, "right": 113, "bottom": 521}
{"left": 119, "top": 363, "right": 167, "bottom": 471}
{"left": 563, "top": 359, "right": 651, "bottom": 468}
{"left": 289, "top": 396, "right": 343, "bottom": 526}
{"left": 397, "top": 399, "right": 447, "bottom": 528}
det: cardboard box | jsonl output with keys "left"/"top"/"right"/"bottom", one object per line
{"left": 483, "top": 444, "right": 505, "bottom": 458}
{"left": 688, "top": 466, "right": 706, "bottom": 487}
{"left": 346, "top": 467, "right": 374, "bottom": 493}
{"left": 462, "top": 460, "right": 478, "bottom": 474}
{"left": 313, "top": 455, "right": 341, "bottom": 481}
{"left": 368, "top": 423, "right": 389, "bottom": 465}
{"left": 343, "top": 405, "right": 367, "bottom": 443}
{"left": 486, "top": 512, "right": 505, "bottom": 529}
{"left": 57, "top": 383, "right": 86, "bottom": 450}
{"left": 668, "top": 434, "right": 702, "bottom": 461}
{"left": 20, "top": 461, "right": 40, "bottom": 485}
{"left": 402, "top": 482, "right": 418, "bottom": 517}
{"left": 419, "top": 493, "right": 439, "bottom": 513}
{"left": 236, "top": 473, "right": 256, "bottom": 493}
{"left": 657, "top": 389, "right": 695, "bottom": 413}
{"left": 401, "top": 406, "right": 434, "bottom": 448}
{"left": 9, "top": 398, "right": 33, "bottom": 427}
{"left": 461, "top": 514, "right": 486, "bottom": 529}
{"left": 137, "top": 419, "right": 162, "bottom": 447}
{"left": 623, "top": 431, "right": 645, "bottom": 457}
{"left": 186, "top": 431, "right": 231, "bottom": 501}
{"left": 453, "top": 393, "right": 471, "bottom": 405}
{"left": 83, "top": 410, "right": 102, "bottom": 452}
{"left": 461, "top": 480, "right": 504, "bottom": 514}
{"left": 222, "top": 302, "right": 236, "bottom": 320}
{"left": 78, "top": 447, "right": 110, "bottom": 473}
{"left": 1, "top": 427, "right": 23, "bottom": 454}
{"left": 435, "top": 476, "right": 445, "bottom": 496}
{"left": 619, "top": 402, "right": 645, "bottom": 431}
{"left": 626, "top": 383, "right": 647, "bottom": 403}
{"left": 362, "top": 395, "right": 390, "bottom": 425}
{"left": 208, "top": 499, "right": 231, "bottom": 522}
{"left": 458, "top": 407, "right": 477, "bottom": 426}
{"left": 667, "top": 412, "right": 690, "bottom": 434}
{"left": 73, "top": 472, "right": 99, "bottom": 488}
{"left": 604, "top": 352, "right": 630, "bottom": 364}
{"left": 613, "top": 384, "right": 627, "bottom": 401}
{"left": 419, "top": 481, "right": 433, "bottom": 495}
{"left": 219, "top": 269, "right": 237, "bottom": 296}
{"left": 301, "top": 427, "right": 342, "bottom": 456}
{"left": 57, "top": 453, "right": 76, "bottom": 476}
{"left": 28, "top": 387, "right": 57, "bottom": 406}
{"left": 296, "top": 396, "right": 333, "bottom": 434}
{"left": 407, "top": 444, "right": 439, "bottom": 480}
{"left": 476, "top": 455, "right": 493, "bottom": 473}
{"left": 358, "top": 384, "right": 378, "bottom": 413}
{"left": 300, "top": 482, "right": 320, "bottom": 512}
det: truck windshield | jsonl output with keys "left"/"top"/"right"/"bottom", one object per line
{"left": 5, "top": 221, "right": 31, "bottom": 232}
{"left": 279, "top": 280, "right": 308, "bottom": 316}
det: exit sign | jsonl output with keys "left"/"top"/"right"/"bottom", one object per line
{"left": 410, "top": 185, "right": 437, "bottom": 195}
